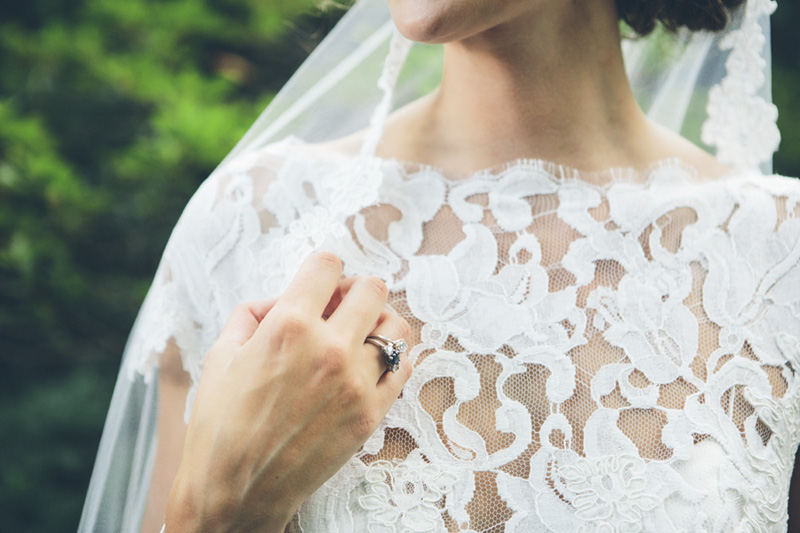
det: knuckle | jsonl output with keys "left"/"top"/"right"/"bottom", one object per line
{"left": 319, "top": 342, "right": 350, "bottom": 375}
{"left": 319, "top": 355, "right": 346, "bottom": 378}
{"left": 339, "top": 376, "right": 367, "bottom": 405}
{"left": 350, "top": 408, "right": 378, "bottom": 440}
{"left": 313, "top": 251, "right": 342, "bottom": 271}
{"left": 363, "top": 276, "right": 389, "bottom": 299}
{"left": 398, "top": 318, "right": 412, "bottom": 341}
{"left": 275, "top": 309, "right": 310, "bottom": 337}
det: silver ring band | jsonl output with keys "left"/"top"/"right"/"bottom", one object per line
{"left": 365, "top": 335, "right": 407, "bottom": 373}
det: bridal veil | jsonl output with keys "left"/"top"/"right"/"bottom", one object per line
{"left": 78, "top": 1, "right": 781, "bottom": 531}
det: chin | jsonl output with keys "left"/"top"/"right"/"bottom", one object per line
{"left": 387, "top": 0, "right": 501, "bottom": 44}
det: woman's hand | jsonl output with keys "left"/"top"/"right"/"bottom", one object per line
{"left": 164, "top": 251, "right": 413, "bottom": 532}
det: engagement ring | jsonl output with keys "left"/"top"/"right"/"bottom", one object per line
{"left": 365, "top": 335, "right": 407, "bottom": 373}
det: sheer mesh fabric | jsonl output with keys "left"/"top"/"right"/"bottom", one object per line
{"left": 77, "top": 1, "right": 786, "bottom": 530}
{"left": 129, "top": 139, "right": 800, "bottom": 533}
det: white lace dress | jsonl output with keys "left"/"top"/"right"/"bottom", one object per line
{"left": 132, "top": 138, "right": 800, "bottom": 532}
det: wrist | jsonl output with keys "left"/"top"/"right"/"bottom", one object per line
{"left": 165, "top": 474, "right": 293, "bottom": 533}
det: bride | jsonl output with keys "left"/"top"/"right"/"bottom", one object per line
{"left": 80, "top": 0, "right": 800, "bottom": 531}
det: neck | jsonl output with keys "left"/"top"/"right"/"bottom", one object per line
{"left": 383, "top": 1, "right": 657, "bottom": 175}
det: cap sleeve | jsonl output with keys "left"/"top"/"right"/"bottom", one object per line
{"left": 124, "top": 145, "right": 299, "bottom": 419}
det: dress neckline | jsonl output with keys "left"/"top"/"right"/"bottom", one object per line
{"left": 273, "top": 135, "right": 755, "bottom": 191}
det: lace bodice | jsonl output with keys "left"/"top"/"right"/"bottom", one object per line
{"left": 132, "top": 139, "right": 800, "bottom": 532}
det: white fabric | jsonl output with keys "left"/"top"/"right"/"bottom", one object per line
{"left": 144, "top": 140, "right": 800, "bottom": 532}
{"left": 78, "top": 0, "right": 796, "bottom": 532}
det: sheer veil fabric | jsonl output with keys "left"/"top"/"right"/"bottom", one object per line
{"left": 79, "top": 1, "right": 800, "bottom": 532}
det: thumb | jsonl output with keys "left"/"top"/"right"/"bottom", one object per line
{"left": 217, "top": 299, "right": 279, "bottom": 347}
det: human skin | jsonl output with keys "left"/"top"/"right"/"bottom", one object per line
{"left": 145, "top": 1, "right": 733, "bottom": 531}
{"left": 380, "top": 0, "right": 730, "bottom": 178}
{"left": 151, "top": 252, "right": 412, "bottom": 532}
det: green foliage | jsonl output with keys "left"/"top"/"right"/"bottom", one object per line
{"left": 772, "top": 0, "right": 800, "bottom": 177}
{"left": 0, "top": 369, "right": 113, "bottom": 532}
{"left": 0, "top": 0, "right": 340, "bottom": 530}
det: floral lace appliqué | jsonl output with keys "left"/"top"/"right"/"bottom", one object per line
{"left": 358, "top": 451, "right": 458, "bottom": 533}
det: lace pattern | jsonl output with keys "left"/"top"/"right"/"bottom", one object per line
{"left": 129, "top": 140, "right": 800, "bottom": 531}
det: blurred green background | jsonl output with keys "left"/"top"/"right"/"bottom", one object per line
{"left": 0, "top": 1, "right": 798, "bottom": 531}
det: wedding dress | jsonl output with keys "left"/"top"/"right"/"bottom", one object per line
{"left": 150, "top": 139, "right": 800, "bottom": 532}
{"left": 79, "top": 0, "right": 799, "bottom": 532}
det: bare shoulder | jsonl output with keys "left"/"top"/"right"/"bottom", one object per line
{"left": 646, "top": 123, "right": 800, "bottom": 202}
{"left": 647, "top": 122, "right": 733, "bottom": 181}
{"left": 314, "top": 133, "right": 363, "bottom": 159}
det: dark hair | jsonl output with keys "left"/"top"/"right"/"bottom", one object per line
{"left": 615, "top": 0, "right": 746, "bottom": 36}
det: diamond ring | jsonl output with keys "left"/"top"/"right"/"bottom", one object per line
{"left": 365, "top": 335, "right": 407, "bottom": 373}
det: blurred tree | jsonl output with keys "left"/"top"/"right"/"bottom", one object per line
{"left": 0, "top": 0, "right": 344, "bottom": 530}
{"left": 773, "top": 0, "right": 800, "bottom": 178}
